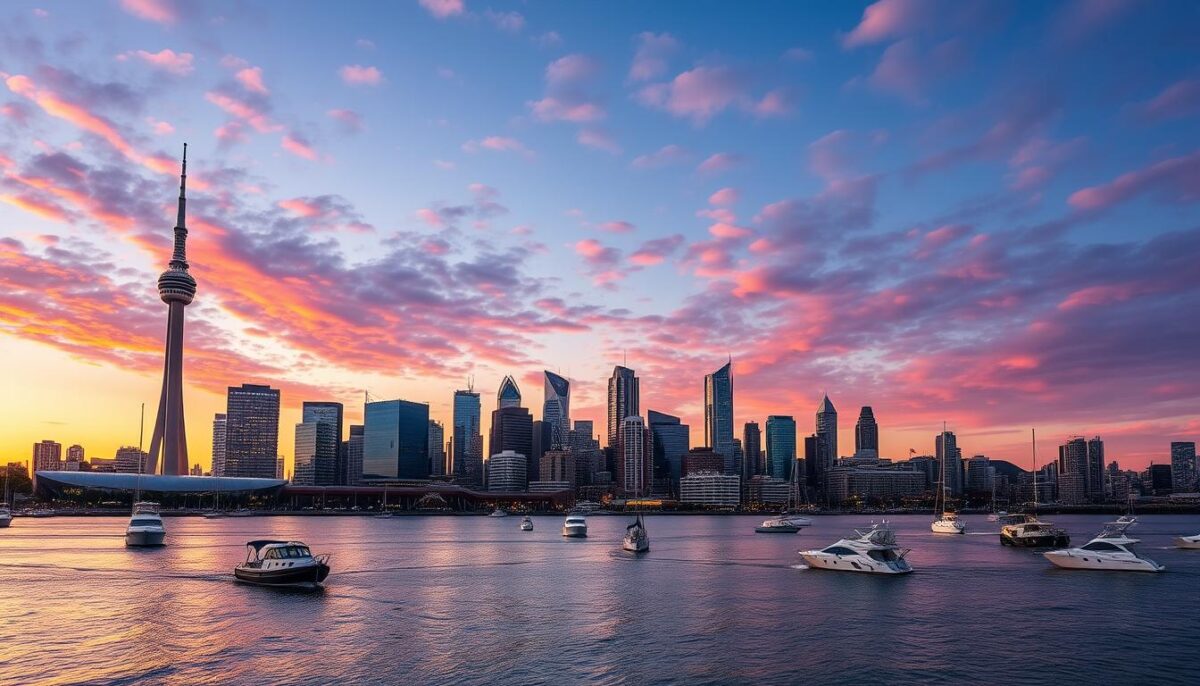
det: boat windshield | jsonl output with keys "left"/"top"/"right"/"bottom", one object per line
{"left": 129, "top": 518, "right": 161, "bottom": 527}
{"left": 822, "top": 545, "right": 857, "bottom": 556}
{"left": 867, "top": 549, "right": 901, "bottom": 562}
{"left": 1081, "top": 541, "right": 1123, "bottom": 552}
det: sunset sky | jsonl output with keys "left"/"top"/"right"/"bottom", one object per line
{"left": 1, "top": 0, "right": 1198, "bottom": 475}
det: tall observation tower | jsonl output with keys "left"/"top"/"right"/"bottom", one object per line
{"left": 147, "top": 144, "right": 197, "bottom": 475}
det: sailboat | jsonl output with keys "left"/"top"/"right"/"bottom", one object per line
{"left": 374, "top": 483, "right": 393, "bottom": 518}
{"left": 931, "top": 423, "right": 965, "bottom": 534}
{"left": 999, "top": 429, "right": 1068, "bottom": 547}
{"left": 126, "top": 403, "right": 167, "bottom": 547}
{"left": 756, "top": 463, "right": 812, "bottom": 533}
{"left": 622, "top": 487, "right": 649, "bottom": 553}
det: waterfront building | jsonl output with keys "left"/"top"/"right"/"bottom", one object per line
{"left": 747, "top": 475, "right": 790, "bottom": 506}
{"left": 89, "top": 458, "right": 117, "bottom": 472}
{"left": 497, "top": 375, "right": 522, "bottom": 409}
{"left": 1086, "top": 437, "right": 1105, "bottom": 498}
{"left": 704, "top": 360, "right": 735, "bottom": 474}
{"left": 620, "top": 415, "right": 652, "bottom": 496}
{"left": 1057, "top": 437, "right": 1090, "bottom": 504}
{"left": 540, "top": 450, "right": 577, "bottom": 485}
{"left": 490, "top": 406, "right": 534, "bottom": 479}
{"left": 679, "top": 471, "right": 740, "bottom": 507}
{"left": 452, "top": 389, "right": 483, "bottom": 488}
{"left": 224, "top": 384, "right": 281, "bottom": 479}
{"left": 648, "top": 410, "right": 690, "bottom": 488}
{"left": 1171, "top": 442, "right": 1197, "bottom": 492}
{"left": 765, "top": 415, "right": 797, "bottom": 481}
{"left": 32, "top": 440, "right": 62, "bottom": 473}
{"left": 965, "top": 455, "right": 993, "bottom": 494}
{"left": 301, "top": 401, "right": 343, "bottom": 484}
{"left": 815, "top": 394, "right": 838, "bottom": 466}
{"left": 147, "top": 148, "right": 196, "bottom": 476}
{"left": 345, "top": 424, "right": 364, "bottom": 485}
{"left": 114, "top": 446, "right": 148, "bottom": 473}
{"left": 363, "top": 399, "right": 430, "bottom": 480}
{"left": 211, "top": 413, "right": 227, "bottom": 476}
{"left": 825, "top": 466, "right": 926, "bottom": 506}
{"left": 607, "top": 366, "right": 640, "bottom": 450}
{"left": 542, "top": 371, "right": 571, "bottom": 449}
{"left": 854, "top": 406, "right": 879, "bottom": 460}
{"left": 743, "top": 421, "right": 762, "bottom": 478}
{"left": 936, "top": 430, "right": 963, "bottom": 497}
{"left": 66, "top": 445, "right": 84, "bottom": 463}
{"left": 905, "top": 455, "right": 938, "bottom": 490}
{"left": 682, "top": 448, "right": 725, "bottom": 477}
{"left": 528, "top": 480, "right": 571, "bottom": 494}
{"left": 428, "top": 420, "right": 446, "bottom": 476}
{"left": 1144, "top": 463, "right": 1173, "bottom": 495}
{"left": 293, "top": 420, "right": 337, "bottom": 486}
{"left": 487, "top": 450, "right": 527, "bottom": 492}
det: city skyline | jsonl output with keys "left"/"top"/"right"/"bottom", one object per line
{"left": 2, "top": 1, "right": 1200, "bottom": 474}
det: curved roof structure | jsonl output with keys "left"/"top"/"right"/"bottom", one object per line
{"left": 35, "top": 471, "right": 285, "bottom": 495}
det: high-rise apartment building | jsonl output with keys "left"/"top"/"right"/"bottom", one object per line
{"left": 620, "top": 415, "right": 652, "bottom": 496}
{"left": 32, "top": 440, "right": 62, "bottom": 473}
{"left": 301, "top": 401, "right": 343, "bottom": 485}
{"left": 815, "top": 394, "right": 838, "bottom": 465}
{"left": 211, "top": 413, "right": 227, "bottom": 476}
{"left": 936, "top": 430, "right": 963, "bottom": 497}
{"left": 452, "top": 389, "right": 482, "bottom": 488}
{"left": 648, "top": 410, "right": 690, "bottom": 487}
{"left": 362, "top": 399, "right": 429, "bottom": 480}
{"left": 345, "top": 424, "right": 364, "bottom": 485}
{"left": 1170, "top": 441, "right": 1196, "bottom": 493}
{"left": 607, "top": 366, "right": 640, "bottom": 449}
{"left": 490, "top": 406, "right": 534, "bottom": 479}
{"left": 704, "top": 360, "right": 735, "bottom": 473}
{"left": 486, "top": 450, "right": 527, "bottom": 492}
{"left": 765, "top": 415, "right": 797, "bottom": 481}
{"left": 542, "top": 371, "right": 571, "bottom": 450}
{"left": 855, "top": 406, "right": 878, "bottom": 459}
{"left": 224, "top": 384, "right": 281, "bottom": 479}
{"left": 428, "top": 420, "right": 446, "bottom": 476}
{"left": 742, "top": 421, "right": 762, "bottom": 479}
{"left": 294, "top": 420, "right": 337, "bottom": 485}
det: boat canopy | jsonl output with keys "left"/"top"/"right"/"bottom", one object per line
{"left": 245, "top": 539, "right": 293, "bottom": 551}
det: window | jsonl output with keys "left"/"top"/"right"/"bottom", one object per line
{"left": 1081, "top": 542, "right": 1120, "bottom": 552}
{"left": 823, "top": 546, "right": 857, "bottom": 556}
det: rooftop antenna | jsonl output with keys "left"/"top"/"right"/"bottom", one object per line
{"left": 623, "top": 349, "right": 627, "bottom": 367}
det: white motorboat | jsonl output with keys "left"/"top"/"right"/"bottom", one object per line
{"left": 520, "top": 515, "right": 534, "bottom": 531}
{"left": 562, "top": 512, "right": 588, "bottom": 538}
{"left": 999, "top": 513, "right": 1069, "bottom": 548}
{"left": 1043, "top": 518, "right": 1164, "bottom": 572}
{"left": 799, "top": 521, "right": 912, "bottom": 574}
{"left": 1174, "top": 533, "right": 1200, "bottom": 549}
{"left": 125, "top": 501, "right": 166, "bottom": 547}
{"left": 622, "top": 513, "right": 649, "bottom": 553}
{"left": 755, "top": 465, "right": 813, "bottom": 533}
{"left": 489, "top": 508, "right": 509, "bottom": 518}
{"left": 931, "top": 511, "right": 965, "bottom": 534}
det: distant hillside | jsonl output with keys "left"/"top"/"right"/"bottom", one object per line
{"left": 991, "top": 460, "right": 1028, "bottom": 479}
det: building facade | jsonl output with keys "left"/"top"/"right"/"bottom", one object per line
{"left": 815, "top": 395, "right": 838, "bottom": 467}
{"left": 496, "top": 375, "right": 522, "bottom": 409}
{"left": 619, "top": 415, "right": 652, "bottom": 496}
{"left": 211, "top": 413, "right": 227, "bottom": 476}
{"left": 680, "top": 471, "right": 740, "bottom": 507}
{"left": 428, "top": 420, "right": 446, "bottom": 477}
{"left": 1171, "top": 441, "right": 1197, "bottom": 492}
{"left": 542, "top": 371, "right": 571, "bottom": 450}
{"left": 362, "top": 399, "right": 430, "bottom": 480}
{"left": 32, "top": 440, "right": 62, "bottom": 473}
{"left": 607, "top": 366, "right": 640, "bottom": 450}
{"left": 854, "top": 406, "right": 878, "bottom": 459}
{"left": 452, "top": 389, "right": 483, "bottom": 488}
{"left": 224, "top": 384, "right": 281, "bottom": 479}
{"left": 301, "top": 401, "right": 343, "bottom": 484}
{"left": 742, "top": 421, "right": 762, "bottom": 479}
{"left": 765, "top": 415, "right": 797, "bottom": 481}
{"left": 704, "top": 360, "right": 735, "bottom": 474}
{"left": 936, "top": 430, "right": 963, "bottom": 497}
{"left": 293, "top": 420, "right": 337, "bottom": 486}
{"left": 487, "top": 450, "right": 527, "bottom": 492}
{"left": 648, "top": 410, "right": 690, "bottom": 488}
{"left": 490, "top": 406, "right": 534, "bottom": 480}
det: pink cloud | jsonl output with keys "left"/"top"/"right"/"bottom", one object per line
{"left": 281, "top": 132, "right": 319, "bottom": 161}
{"left": 327, "top": 108, "right": 363, "bottom": 133}
{"left": 600, "top": 220, "right": 635, "bottom": 234}
{"left": 1138, "top": 79, "right": 1200, "bottom": 122}
{"left": 339, "top": 65, "right": 383, "bottom": 86}
{"left": 546, "top": 54, "right": 600, "bottom": 86}
{"left": 631, "top": 144, "right": 688, "bottom": 169}
{"left": 577, "top": 128, "right": 621, "bottom": 154}
{"left": 1058, "top": 284, "right": 1141, "bottom": 311}
{"left": 629, "top": 32, "right": 679, "bottom": 82}
{"left": 147, "top": 117, "right": 174, "bottom": 136}
{"left": 416, "top": 208, "right": 445, "bottom": 228}
{"left": 1067, "top": 151, "right": 1200, "bottom": 212}
{"left": 462, "top": 136, "right": 532, "bottom": 157}
{"left": 117, "top": 49, "right": 194, "bottom": 76}
{"left": 529, "top": 97, "right": 604, "bottom": 123}
{"left": 236, "top": 67, "right": 269, "bottom": 94}
{"left": 751, "top": 89, "right": 793, "bottom": 118}
{"left": 842, "top": 0, "right": 926, "bottom": 47}
{"left": 419, "top": 0, "right": 464, "bottom": 19}
{"left": 697, "top": 152, "right": 744, "bottom": 174}
{"left": 215, "top": 120, "right": 249, "bottom": 145}
{"left": 630, "top": 234, "right": 685, "bottom": 266}
{"left": 867, "top": 38, "right": 967, "bottom": 103}
{"left": 636, "top": 66, "right": 743, "bottom": 125}
{"left": 119, "top": 0, "right": 177, "bottom": 24}
{"left": 205, "top": 91, "right": 280, "bottom": 133}
{"left": 708, "top": 187, "right": 740, "bottom": 206}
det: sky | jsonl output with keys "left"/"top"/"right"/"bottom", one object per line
{"left": 1, "top": 0, "right": 1198, "bottom": 476}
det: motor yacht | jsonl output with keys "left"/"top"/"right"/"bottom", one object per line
{"left": 999, "top": 513, "right": 1069, "bottom": 548}
{"left": 489, "top": 508, "right": 509, "bottom": 517}
{"left": 622, "top": 513, "right": 649, "bottom": 553}
{"left": 799, "top": 522, "right": 912, "bottom": 575}
{"left": 562, "top": 512, "right": 588, "bottom": 538}
{"left": 234, "top": 540, "right": 330, "bottom": 588}
{"left": 520, "top": 515, "right": 534, "bottom": 531}
{"left": 755, "top": 514, "right": 811, "bottom": 534}
{"left": 0, "top": 504, "right": 11, "bottom": 529}
{"left": 931, "top": 511, "right": 966, "bottom": 535}
{"left": 125, "top": 501, "right": 166, "bottom": 547}
{"left": 1174, "top": 533, "right": 1200, "bottom": 549}
{"left": 1043, "top": 518, "right": 1163, "bottom": 572}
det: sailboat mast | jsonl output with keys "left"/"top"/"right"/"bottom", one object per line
{"left": 1031, "top": 428, "right": 1038, "bottom": 511}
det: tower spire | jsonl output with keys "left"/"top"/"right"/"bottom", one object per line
{"left": 170, "top": 143, "right": 189, "bottom": 269}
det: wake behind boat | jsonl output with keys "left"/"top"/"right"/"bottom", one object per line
{"left": 125, "top": 501, "right": 166, "bottom": 547}
{"left": 234, "top": 540, "right": 330, "bottom": 587}
{"left": 799, "top": 521, "right": 912, "bottom": 575}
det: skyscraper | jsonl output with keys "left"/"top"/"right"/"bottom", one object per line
{"left": 542, "top": 371, "right": 571, "bottom": 449}
{"left": 766, "top": 415, "right": 797, "bottom": 481}
{"left": 428, "top": 420, "right": 446, "bottom": 476}
{"left": 704, "top": 360, "right": 735, "bottom": 473}
{"left": 607, "top": 366, "right": 640, "bottom": 449}
{"left": 1171, "top": 442, "right": 1197, "bottom": 492}
{"left": 302, "top": 401, "right": 344, "bottom": 484}
{"left": 32, "top": 440, "right": 62, "bottom": 473}
{"left": 815, "top": 394, "right": 838, "bottom": 465}
{"left": 497, "top": 375, "right": 522, "bottom": 409}
{"left": 486, "top": 450, "right": 527, "bottom": 492}
{"left": 742, "top": 421, "right": 762, "bottom": 479}
{"left": 620, "top": 415, "right": 651, "bottom": 496}
{"left": 490, "top": 406, "right": 534, "bottom": 478}
{"left": 211, "top": 413, "right": 227, "bottom": 476}
{"left": 224, "top": 383, "right": 281, "bottom": 479}
{"left": 452, "top": 388, "right": 482, "bottom": 487}
{"left": 936, "top": 430, "right": 964, "bottom": 497}
{"left": 294, "top": 420, "right": 337, "bottom": 485}
{"left": 1086, "top": 436, "right": 1104, "bottom": 498}
{"left": 345, "top": 424, "right": 364, "bottom": 485}
{"left": 855, "top": 406, "right": 878, "bottom": 459}
{"left": 648, "top": 410, "right": 690, "bottom": 488}
{"left": 1057, "top": 436, "right": 1089, "bottom": 504}
{"left": 363, "top": 399, "right": 430, "bottom": 480}
{"left": 147, "top": 146, "right": 196, "bottom": 476}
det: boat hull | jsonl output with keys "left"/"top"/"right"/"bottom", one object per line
{"left": 1042, "top": 551, "right": 1164, "bottom": 572}
{"left": 755, "top": 525, "right": 800, "bottom": 533}
{"left": 520, "top": 523, "right": 533, "bottom": 531}
{"left": 931, "top": 521, "right": 965, "bottom": 534}
{"left": 234, "top": 562, "right": 330, "bottom": 587}
{"left": 799, "top": 552, "right": 911, "bottom": 575}
{"left": 1001, "top": 532, "right": 1069, "bottom": 548}
{"left": 0, "top": 516, "right": 11, "bottom": 529}
{"left": 562, "top": 526, "right": 587, "bottom": 538}
{"left": 622, "top": 539, "right": 649, "bottom": 553}
{"left": 125, "top": 529, "right": 166, "bottom": 547}
{"left": 1173, "top": 536, "right": 1200, "bottom": 550}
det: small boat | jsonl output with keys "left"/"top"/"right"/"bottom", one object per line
{"left": 374, "top": 510, "right": 394, "bottom": 519}
{"left": 30, "top": 509, "right": 54, "bottom": 518}
{"left": 520, "top": 515, "right": 534, "bottom": 531}
{"left": 999, "top": 513, "right": 1069, "bottom": 548}
{"left": 125, "top": 501, "right": 166, "bottom": 547}
{"left": 1174, "top": 533, "right": 1200, "bottom": 549}
{"left": 755, "top": 516, "right": 808, "bottom": 534}
{"left": 799, "top": 521, "right": 912, "bottom": 574}
{"left": 0, "top": 503, "right": 11, "bottom": 529}
{"left": 562, "top": 512, "right": 588, "bottom": 538}
{"left": 931, "top": 511, "right": 965, "bottom": 535}
{"left": 202, "top": 510, "right": 226, "bottom": 519}
{"left": 489, "top": 508, "right": 508, "bottom": 517}
{"left": 622, "top": 513, "right": 649, "bottom": 553}
{"left": 234, "top": 540, "right": 330, "bottom": 587}
{"left": 1043, "top": 518, "right": 1163, "bottom": 572}
{"left": 228, "top": 509, "right": 254, "bottom": 517}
